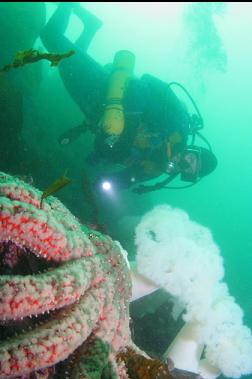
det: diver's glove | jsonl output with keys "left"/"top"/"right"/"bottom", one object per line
{"left": 58, "top": 120, "right": 88, "bottom": 145}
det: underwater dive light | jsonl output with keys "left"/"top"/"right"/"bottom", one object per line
{"left": 101, "top": 181, "right": 112, "bottom": 191}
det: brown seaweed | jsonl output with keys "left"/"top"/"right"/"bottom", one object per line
{"left": 117, "top": 347, "right": 174, "bottom": 379}
{"left": 40, "top": 171, "right": 71, "bottom": 208}
{"left": 0, "top": 49, "right": 75, "bottom": 73}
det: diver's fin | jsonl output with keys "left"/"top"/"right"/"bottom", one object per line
{"left": 73, "top": 4, "right": 103, "bottom": 30}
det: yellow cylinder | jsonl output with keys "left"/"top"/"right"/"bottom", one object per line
{"left": 102, "top": 50, "right": 135, "bottom": 136}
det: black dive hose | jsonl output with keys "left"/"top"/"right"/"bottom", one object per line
{"left": 133, "top": 174, "right": 201, "bottom": 194}
{"left": 168, "top": 81, "right": 204, "bottom": 130}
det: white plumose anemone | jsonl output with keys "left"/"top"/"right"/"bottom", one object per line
{"left": 133, "top": 204, "right": 252, "bottom": 378}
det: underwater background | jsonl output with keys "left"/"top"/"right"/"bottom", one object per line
{"left": 0, "top": 3, "right": 252, "bottom": 377}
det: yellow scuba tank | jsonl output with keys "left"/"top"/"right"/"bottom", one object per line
{"left": 102, "top": 50, "right": 135, "bottom": 140}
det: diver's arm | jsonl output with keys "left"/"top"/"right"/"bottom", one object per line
{"left": 58, "top": 119, "right": 89, "bottom": 145}
{"left": 132, "top": 172, "right": 179, "bottom": 194}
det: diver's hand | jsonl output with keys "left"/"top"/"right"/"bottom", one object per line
{"left": 58, "top": 121, "right": 88, "bottom": 145}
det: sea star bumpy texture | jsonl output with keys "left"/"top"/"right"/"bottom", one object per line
{"left": 0, "top": 172, "right": 132, "bottom": 379}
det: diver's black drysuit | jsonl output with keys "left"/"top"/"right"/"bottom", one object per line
{"left": 41, "top": 3, "right": 190, "bottom": 188}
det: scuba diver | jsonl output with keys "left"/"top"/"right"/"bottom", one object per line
{"left": 41, "top": 3, "right": 217, "bottom": 194}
